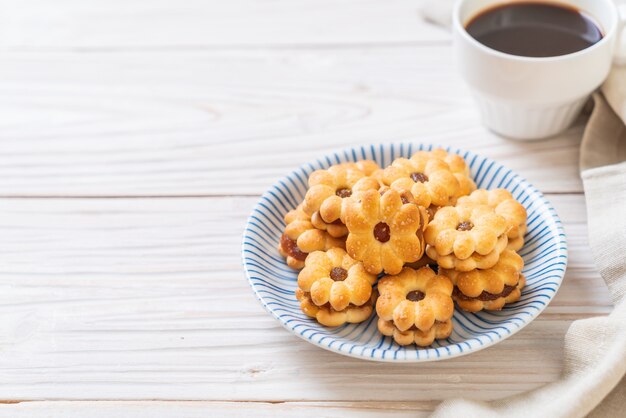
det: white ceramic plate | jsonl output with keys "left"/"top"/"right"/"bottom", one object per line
{"left": 242, "top": 143, "right": 567, "bottom": 362}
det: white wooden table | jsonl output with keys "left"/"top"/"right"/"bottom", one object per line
{"left": 0, "top": 1, "right": 611, "bottom": 416}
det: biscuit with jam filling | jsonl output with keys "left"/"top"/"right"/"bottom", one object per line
{"left": 278, "top": 204, "right": 345, "bottom": 270}
{"left": 303, "top": 162, "right": 380, "bottom": 224}
{"left": 441, "top": 250, "right": 525, "bottom": 312}
{"left": 376, "top": 266, "right": 454, "bottom": 346}
{"left": 382, "top": 153, "right": 460, "bottom": 208}
{"left": 344, "top": 189, "right": 429, "bottom": 275}
{"left": 456, "top": 188, "right": 527, "bottom": 250}
{"left": 425, "top": 148, "right": 476, "bottom": 203}
{"left": 296, "top": 288, "right": 377, "bottom": 327}
{"left": 297, "top": 248, "right": 376, "bottom": 313}
{"left": 424, "top": 204, "right": 508, "bottom": 271}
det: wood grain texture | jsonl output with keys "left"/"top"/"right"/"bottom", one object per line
{"left": 1, "top": 401, "right": 436, "bottom": 418}
{"left": 0, "top": 0, "right": 448, "bottom": 49}
{"left": 0, "top": 1, "right": 604, "bottom": 414}
{"left": 0, "top": 195, "right": 610, "bottom": 401}
{"left": 0, "top": 47, "right": 587, "bottom": 197}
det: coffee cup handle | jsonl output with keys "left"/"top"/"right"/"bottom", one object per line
{"left": 616, "top": 3, "right": 626, "bottom": 64}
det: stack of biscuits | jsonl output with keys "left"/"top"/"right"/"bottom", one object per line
{"left": 282, "top": 161, "right": 380, "bottom": 326}
{"left": 425, "top": 188, "right": 527, "bottom": 313}
{"left": 278, "top": 149, "right": 528, "bottom": 346}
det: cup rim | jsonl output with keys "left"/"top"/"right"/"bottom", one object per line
{"left": 453, "top": 0, "right": 619, "bottom": 63}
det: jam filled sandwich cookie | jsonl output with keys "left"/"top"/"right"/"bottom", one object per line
{"left": 441, "top": 250, "right": 525, "bottom": 312}
{"left": 382, "top": 153, "right": 461, "bottom": 209}
{"left": 344, "top": 189, "right": 429, "bottom": 275}
{"left": 278, "top": 204, "right": 345, "bottom": 270}
{"left": 381, "top": 149, "right": 476, "bottom": 208}
{"left": 376, "top": 266, "right": 454, "bottom": 346}
{"left": 424, "top": 203, "right": 508, "bottom": 271}
{"left": 425, "top": 148, "right": 477, "bottom": 203}
{"left": 303, "top": 162, "right": 380, "bottom": 226}
{"left": 456, "top": 188, "right": 527, "bottom": 251}
{"left": 295, "top": 248, "right": 377, "bottom": 327}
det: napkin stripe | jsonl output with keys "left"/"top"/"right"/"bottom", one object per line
{"left": 242, "top": 143, "right": 567, "bottom": 362}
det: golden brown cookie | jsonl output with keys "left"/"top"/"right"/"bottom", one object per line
{"left": 382, "top": 153, "right": 460, "bottom": 208}
{"left": 377, "top": 185, "right": 417, "bottom": 205}
{"left": 452, "top": 175, "right": 477, "bottom": 203}
{"left": 278, "top": 204, "right": 345, "bottom": 270}
{"left": 441, "top": 250, "right": 525, "bottom": 312}
{"left": 345, "top": 160, "right": 381, "bottom": 176}
{"left": 296, "top": 288, "right": 377, "bottom": 327}
{"left": 377, "top": 185, "right": 441, "bottom": 225}
{"left": 376, "top": 266, "right": 454, "bottom": 346}
{"left": 424, "top": 204, "right": 508, "bottom": 271}
{"left": 297, "top": 248, "right": 377, "bottom": 312}
{"left": 310, "top": 211, "right": 349, "bottom": 238}
{"left": 456, "top": 189, "right": 527, "bottom": 249}
{"left": 378, "top": 317, "right": 453, "bottom": 347}
{"left": 506, "top": 223, "right": 527, "bottom": 251}
{"left": 303, "top": 162, "right": 380, "bottom": 223}
{"left": 426, "top": 148, "right": 476, "bottom": 202}
{"left": 429, "top": 148, "right": 471, "bottom": 176}
{"left": 370, "top": 168, "right": 386, "bottom": 188}
{"left": 344, "top": 189, "right": 429, "bottom": 275}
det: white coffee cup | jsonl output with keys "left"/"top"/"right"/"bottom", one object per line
{"left": 453, "top": 0, "right": 626, "bottom": 140}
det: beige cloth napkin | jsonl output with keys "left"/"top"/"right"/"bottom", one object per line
{"left": 421, "top": 2, "right": 626, "bottom": 416}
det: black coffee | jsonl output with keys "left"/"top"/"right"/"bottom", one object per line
{"left": 466, "top": 2, "right": 603, "bottom": 57}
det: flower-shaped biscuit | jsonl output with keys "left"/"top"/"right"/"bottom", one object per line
{"left": 382, "top": 154, "right": 459, "bottom": 208}
{"left": 424, "top": 204, "right": 507, "bottom": 271}
{"left": 376, "top": 266, "right": 454, "bottom": 346}
{"left": 429, "top": 148, "right": 470, "bottom": 176}
{"left": 456, "top": 189, "right": 527, "bottom": 250}
{"left": 296, "top": 288, "right": 377, "bottom": 327}
{"left": 303, "top": 162, "right": 380, "bottom": 223}
{"left": 278, "top": 204, "right": 345, "bottom": 270}
{"left": 344, "top": 189, "right": 429, "bottom": 275}
{"left": 426, "top": 149, "right": 477, "bottom": 202}
{"left": 441, "top": 250, "right": 525, "bottom": 312}
{"left": 297, "top": 248, "right": 377, "bottom": 311}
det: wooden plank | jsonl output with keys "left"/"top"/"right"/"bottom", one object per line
{"left": 0, "top": 401, "right": 436, "bottom": 418}
{"left": 0, "top": 195, "right": 610, "bottom": 401}
{"left": 0, "top": 48, "right": 586, "bottom": 197}
{"left": 0, "top": 0, "right": 448, "bottom": 49}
